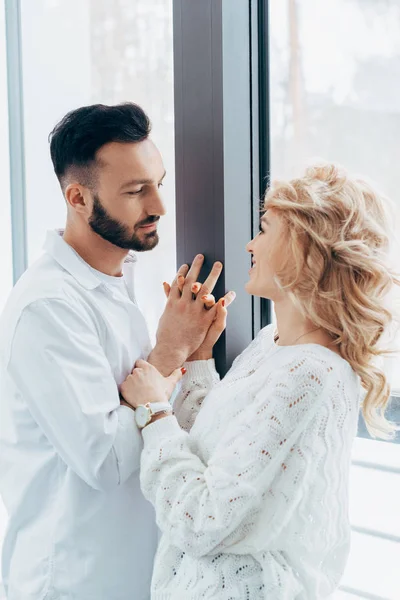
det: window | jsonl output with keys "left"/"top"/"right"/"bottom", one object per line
{"left": 0, "top": 0, "right": 13, "bottom": 313}
{"left": 269, "top": 1, "right": 400, "bottom": 597}
{"left": 0, "top": 1, "right": 13, "bottom": 587}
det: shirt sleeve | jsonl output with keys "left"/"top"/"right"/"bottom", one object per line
{"left": 8, "top": 298, "right": 142, "bottom": 491}
{"left": 173, "top": 360, "right": 220, "bottom": 432}
{"left": 140, "top": 355, "right": 330, "bottom": 558}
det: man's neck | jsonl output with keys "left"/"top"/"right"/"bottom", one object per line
{"left": 63, "top": 224, "right": 129, "bottom": 277}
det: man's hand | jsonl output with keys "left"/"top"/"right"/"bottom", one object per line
{"left": 147, "top": 255, "right": 223, "bottom": 375}
{"left": 120, "top": 360, "right": 184, "bottom": 409}
{"left": 162, "top": 281, "right": 236, "bottom": 361}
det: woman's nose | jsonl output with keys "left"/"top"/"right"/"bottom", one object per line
{"left": 246, "top": 239, "right": 254, "bottom": 253}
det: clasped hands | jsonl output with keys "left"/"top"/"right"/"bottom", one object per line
{"left": 120, "top": 254, "right": 235, "bottom": 411}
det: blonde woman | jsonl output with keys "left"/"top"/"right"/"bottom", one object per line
{"left": 120, "top": 163, "right": 399, "bottom": 599}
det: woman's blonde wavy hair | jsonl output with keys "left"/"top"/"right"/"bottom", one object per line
{"left": 264, "top": 162, "right": 400, "bottom": 439}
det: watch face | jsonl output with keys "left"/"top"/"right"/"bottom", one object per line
{"left": 135, "top": 405, "right": 150, "bottom": 428}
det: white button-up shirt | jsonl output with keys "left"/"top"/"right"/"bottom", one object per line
{"left": 0, "top": 231, "right": 158, "bottom": 600}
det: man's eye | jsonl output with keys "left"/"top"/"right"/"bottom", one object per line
{"left": 127, "top": 189, "right": 143, "bottom": 195}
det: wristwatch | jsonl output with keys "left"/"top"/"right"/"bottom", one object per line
{"left": 134, "top": 402, "right": 172, "bottom": 430}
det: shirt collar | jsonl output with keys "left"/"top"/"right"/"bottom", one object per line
{"left": 44, "top": 230, "right": 137, "bottom": 291}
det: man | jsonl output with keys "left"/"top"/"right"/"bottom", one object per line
{"left": 0, "top": 103, "right": 222, "bottom": 599}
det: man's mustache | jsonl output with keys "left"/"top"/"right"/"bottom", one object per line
{"left": 135, "top": 216, "right": 160, "bottom": 229}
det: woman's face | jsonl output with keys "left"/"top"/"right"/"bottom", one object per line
{"left": 245, "top": 209, "right": 286, "bottom": 300}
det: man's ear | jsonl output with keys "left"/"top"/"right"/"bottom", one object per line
{"left": 65, "top": 183, "right": 91, "bottom": 216}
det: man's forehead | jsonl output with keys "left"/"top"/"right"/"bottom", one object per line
{"left": 97, "top": 140, "right": 148, "bottom": 162}
{"left": 96, "top": 140, "right": 164, "bottom": 177}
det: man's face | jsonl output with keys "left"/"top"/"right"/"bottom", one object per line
{"left": 88, "top": 139, "right": 166, "bottom": 252}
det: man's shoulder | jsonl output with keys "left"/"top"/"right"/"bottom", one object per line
{"left": 0, "top": 255, "right": 96, "bottom": 354}
{"left": 6, "top": 253, "right": 90, "bottom": 310}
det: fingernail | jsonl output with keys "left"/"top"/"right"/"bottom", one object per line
{"left": 221, "top": 299, "right": 225, "bottom": 307}
{"left": 181, "top": 367, "right": 187, "bottom": 375}
{"left": 196, "top": 254, "right": 204, "bottom": 260}
{"left": 201, "top": 295, "right": 209, "bottom": 300}
{"left": 178, "top": 276, "right": 185, "bottom": 282}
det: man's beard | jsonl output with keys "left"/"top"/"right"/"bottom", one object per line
{"left": 88, "top": 193, "right": 160, "bottom": 252}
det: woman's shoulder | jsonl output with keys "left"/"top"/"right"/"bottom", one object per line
{"left": 271, "top": 342, "right": 355, "bottom": 378}
{"left": 261, "top": 344, "right": 361, "bottom": 416}
{"left": 276, "top": 342, "right": 353, "bottom": 372}
{"left": 231, "top": 325, "right": 358, "bottom": 390}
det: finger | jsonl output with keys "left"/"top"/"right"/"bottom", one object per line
{"left": 191, "top": 281, "right": 201, "bottom": 301}
{"left": 201, "top": 294, "right": 216, "bottom": 309}
{"left": 177, "top": 275, "right": 185, "bottom": 293}
{"left": 212, "top": 298, "right": 228, "bottom": 331}
{"left": 199, "top": 261, "right": 223, "bottom": 296}
{"left": 135, "top": 359, "right": 150, "bottom": 370}
{"left": 191, "top": 282, "right": 202, "bottom": 294}
{"left": 208, "top": 292, "right": 235, "bottom": 322}
{"left": 163, "top": 282, "right": 171, "bottom": 298}
{"left": 223, "top": 290, "right": 236, "bottom": 308}
{"left": 201, "top": 300, "right": 228, "bottom": 350}
{"left": 216, "top": 300, "right": 228, "bottom": 321}
{"left": 170, "top": 264, "right": 189, "bottom": 297}
{"left": 168, "top": 367, "right": 184, "bottom": 388}
{"left": 182, "top": 254, "right": 205, "bottom": 298}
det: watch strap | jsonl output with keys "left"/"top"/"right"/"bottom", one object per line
{"left": 148, "top": 402, "right": 172, "bottom": 416}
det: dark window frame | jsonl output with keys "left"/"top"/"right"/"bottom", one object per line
{"left": 173, "top": 0, "right": 272, "bottom": 376}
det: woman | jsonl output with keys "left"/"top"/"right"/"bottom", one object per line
{"left": 121, "top": 163, "right": 399, "bottom": 599}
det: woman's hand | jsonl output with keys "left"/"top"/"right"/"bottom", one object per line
{"left": 148, "top": 256, "right": 223, "bottom": 375}
{"left": 120, "top": 360, "right": 184, "bottom": 409}
{"left": 188, "top": 291, "right": 236, "bottom": 360}
{"left": 162, "top": 279, "right": 236, "bottom": 361}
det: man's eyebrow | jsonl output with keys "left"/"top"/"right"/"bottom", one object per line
{"left": 119, "top": 170, "right": 166, "bottom": 189}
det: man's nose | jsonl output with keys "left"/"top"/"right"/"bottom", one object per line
{"left": 145, "top": 188, "right": 167, "bottom": 217}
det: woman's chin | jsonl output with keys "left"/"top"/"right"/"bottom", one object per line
{"left": 245, "top": 279, "right": 255, "bottom": 295}
{"left": 245, "top": 280, "right": 275, "bottom": 301}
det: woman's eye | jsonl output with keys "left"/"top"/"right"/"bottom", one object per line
{"left": 158, "top": 182, "right": 164, "bottom": 189}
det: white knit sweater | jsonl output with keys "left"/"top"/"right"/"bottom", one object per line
{"left": 141, "top": 324, "right": 361, "bottom": 599}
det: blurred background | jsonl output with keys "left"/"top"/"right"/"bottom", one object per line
{"left": 0, "top": 1, "right": 399, "bottom": 598}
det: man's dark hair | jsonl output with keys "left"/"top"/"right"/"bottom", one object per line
{"left": 49, "top": 103, "right": 151, "bottom": 190}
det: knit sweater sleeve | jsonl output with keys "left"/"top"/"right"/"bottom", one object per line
{"left": 140, "top": 354, "right": 330, "bottom": 559}
{"left": 172, "top": 330, "right": 268, "bottom": 432}
{"left": 172, "top": 360, "right": 220, "bottom": 432}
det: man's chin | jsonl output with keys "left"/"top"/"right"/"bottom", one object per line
{"left": 135, "top": 232, "right": 159, "bottom": 252}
